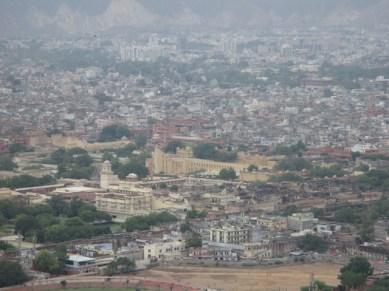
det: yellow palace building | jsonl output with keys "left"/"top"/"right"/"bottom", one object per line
{"left": 147, "top": 147, "right": 274, "bottom": 181}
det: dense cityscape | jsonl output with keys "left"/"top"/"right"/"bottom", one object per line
{"left": 1, "top": 1, "right": 389, "bottom": 291}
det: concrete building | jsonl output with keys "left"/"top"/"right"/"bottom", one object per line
{"left": 210, "top": 225, "right": 251, "bottom": 244}
{"left": 95, "top": 191, "right": 153, "bottom": 221}
{"left": 287, "top": 213, "right": 318, "bottom": 232}
{"left": 144, "top": 239, "right": 185, "bottom": 262}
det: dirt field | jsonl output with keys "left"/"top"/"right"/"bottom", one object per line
{"left": 137, "top": 263, "right": 341, "bottom": 291}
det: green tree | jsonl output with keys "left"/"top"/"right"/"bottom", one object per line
{"left": 15, "top": 214, "right": 41, "bottom": 237}
{"left": 0, "top": 241, "right": 15, "bottom": 252}
{"left": 301, "top": 280, "right": 332, "bottom": 291}
{"left": 309, "top": 165, "right": 345, "bottom": 178}
{"left": 0, "top": 155, "right": 17, "bottom": 171}
{"left": 297, "top": 234, "right": 328, "bottom": 253}
{"left": 253, "top": 181, "right": 267, "bottom": 188}
{"left": 368, "top": 277, "right": 389, "bottom": 291}
{"left": 248, "top": 164, "right": 258, "bottom": 172}
{"left": 270, "top": 173, "right": 303, "bottom": 182}
{"left": 186, "top": 210, "right": 207, "bottom": 219}
{"left": 282, "top": 205, "right": 299, "bottom": 216}
{"left": 48, "top": 196, "right": 69, "bottom": 216}
{"left": 275, "top": 158, "right": 312, "bottom": 172}
{"left": 273, "top": 141, "right": 307, "bottom": 156}
{"left": 193, "top": 142, "right": 238, "bottom": 162}
{"left": 0, "top": 261, "right": 29, "bottom": 287}
{"left": 0, "top": 212, "right": 5, "bottom": 227}
{"left": 170, "top": 185, "right": 178, "bottom": 192}
{"left": 164, "top": 141, "right": 185, "bottom": 153}
{"left": 33, "top": 251, "right": 60, "bottom": 274}
{"left": 186, "top": 233, "right": 202, "bottom": 248}
{"left": 115, "top": 160, "right": 149, "bottom": 180}
{"left": 134, "top": 133, "right": 148, "bottom": 149}
{"left": 339, "top": 257, "right": 373, "bottom": 290}
{"left": 9, "top": 143, "right": 30, "bottom": 154}
{"left": 180, "top": 223, "right": 192, "bottom": 233}
{"left": 98, "top": 125, "right": 130, "bottom": 142}
{"left": 193, "top": 143, "right": 217, "bottom": 160}
{"left": 104, "top": 257, "right": 136, "bottom": 276}
{"left": 123, "top": 212, "right": 177, "bottom": 232}
{"left": 219, "top": 168, "right": 237, "bottom": 180}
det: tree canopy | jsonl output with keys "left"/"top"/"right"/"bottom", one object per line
{"left": 193, "top": 144, "right": 237, "bottom": 162}
{"left": 0, "top": 197, "right": 111, "bottom": 243}
{"left": 0, "top": 175, "right": 56, "bottom": 189}
{"left": 33, "top": 251, "right": 60, "bottom": 274}
{"left": 0, "top": 155, "right": 17, "bottom": 171}
{"left": 164, "top": 141, "right": 185, "bottom": 154}
{"left": 98, "top": 125, "right": 130, "bottom": 142}
{"left": 275, "top": 158, "right": 312, "bottom": 172}
{"left": 297, "top": 234, "right": 328, "bottom": 253}
{"left": 273, "top": 141, "right": 307, "bottom": 156}
{"left": 339, "top": 257, "right": 373, "bottom": 290}
{"left": 219, "top": 168, "right": 237, "bottom": 180}
{"left": 50, "top": 148, "right": 94, "bottom": 179}
{"left": 0, "top": 261, "right": 29, "bottom": 287}
{"left": 123, "top": 212, "right": 177, "bottom": 232}
{"left": 368, "top": 277, "right": 389, "bottom": 291}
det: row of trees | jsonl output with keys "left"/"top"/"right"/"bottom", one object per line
{"left": 0, "top": 175, "right": 56, "bottom": 189}
{"left": 123, "top": 211, "right": 177, "bottom": 232}
{"left": 273, "top": 141, "right": 307, "bottom": 156}
{"left": 275, "top": 158, "right": 345, "bottom": 179}
{"left": 98, "top": 125, "right": 148, "bottom": 148}
{"left": 193, "top": 144, "right": 237, "bottom": 162}
{"left": 0, "top": 197, "right": 111, "bottom": 243}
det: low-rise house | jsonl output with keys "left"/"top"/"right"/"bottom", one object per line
{"left": 287, "top": 212, "right": 318, "bottom": 232}
{"left": 144, "top": 239, "right": 185, "bottom": 262}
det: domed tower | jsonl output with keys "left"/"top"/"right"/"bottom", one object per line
{"left": 100, "top": 160, "right": 118, "bottom": 189}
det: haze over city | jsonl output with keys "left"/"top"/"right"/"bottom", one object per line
{"left": 1, "top": 1, "right": 389, "bottom": 291}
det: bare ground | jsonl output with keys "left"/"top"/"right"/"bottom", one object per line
{"left": 136, "top": 263, "right": 341, "bottom": 291}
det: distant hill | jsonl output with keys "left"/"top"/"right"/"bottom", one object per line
{"left": 0, "top": 0, "right": 388, "bottom": 36}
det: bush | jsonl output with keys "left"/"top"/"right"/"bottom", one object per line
{"left": 33, "top": 251, "right": 60, "bottom": 274}
{"left": 275, "top": 158, "right": 312, "bottom": 172}
{"left": 219, "top": 168, "right": 237, "bottom": 180}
